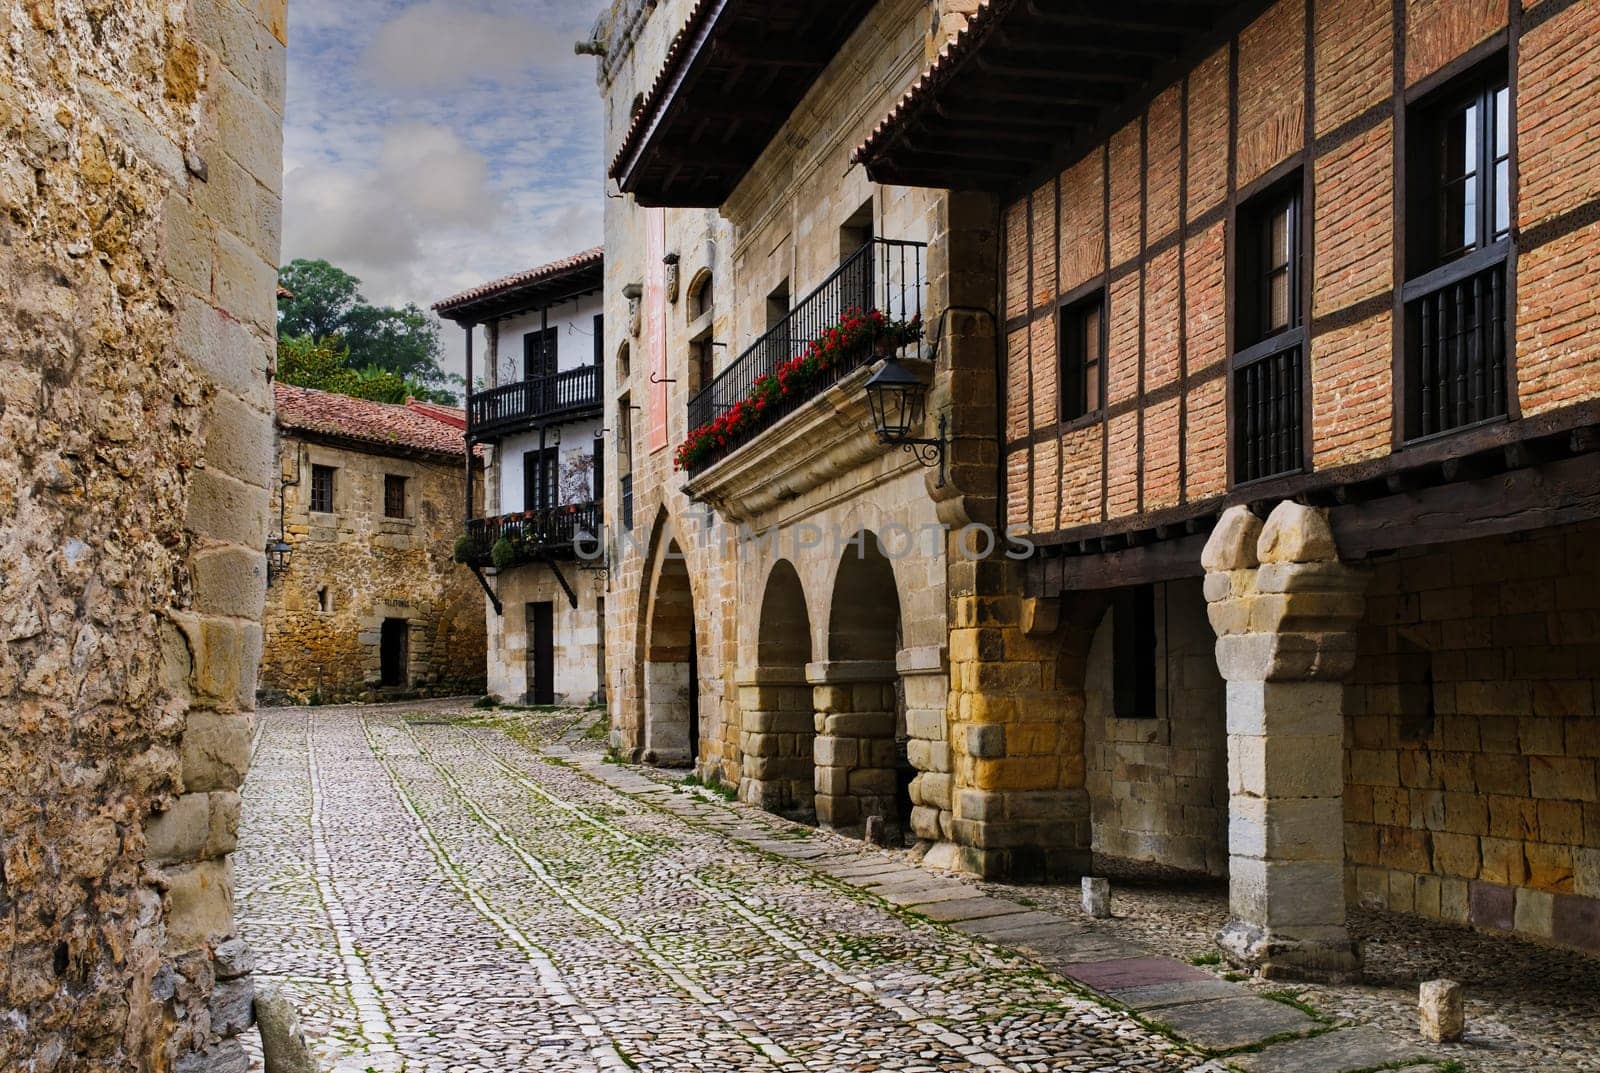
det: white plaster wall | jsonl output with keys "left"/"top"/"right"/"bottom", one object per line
{"left": 485, "top": 563, "right": 606, "bottom": 705}
{"left": 496, "top": 417, "right": 605, "bottom": 516}
{"left": 493, "top": 292, "right": 605, "bottom": 382}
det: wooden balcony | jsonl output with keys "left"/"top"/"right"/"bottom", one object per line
{"left": 461, "top": 503, "right": 602, "bottom": 567}
{"left": 469, "top": 365, "right": 601, "bottom": 439}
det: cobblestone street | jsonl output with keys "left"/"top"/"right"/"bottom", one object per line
{"left": 237, "top": 703, "right": 1205, "bottom": 1073}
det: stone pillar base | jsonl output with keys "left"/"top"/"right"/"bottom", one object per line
{"left": 1216, "top": 920, "right": 1363, "bottom": 983}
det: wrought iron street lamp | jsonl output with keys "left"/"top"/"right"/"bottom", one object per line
{"left": 864, "top": 354, "right": 947, "bottom": 488}
{"left": 265, "top": 538, "right": 292, "bottom": 585}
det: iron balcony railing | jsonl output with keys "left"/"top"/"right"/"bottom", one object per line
{"left": 684, "top": 238, "right": 926, "bottom": 470}
{"left": 1403, "top": 243, "right": 1510, "bottom": 441}
{"left": 1232, "top": 334, "right": 1305, "bottom": 484}
{"left": 469, "top": 365, "right": 601, "bottom": 438}
{"left": 463, "top": 502, "right": 602, "bottom": 565}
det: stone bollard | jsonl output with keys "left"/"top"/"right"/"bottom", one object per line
{"left": 256, "top": 983, "right": 319, "bottom": 1073}
{"left": 864, "top": 815, "right": 888, "bottom": 847}
{"left": 1082, "top": 876, "right": 1112, "bottom": 918}
{"left": 1419, "top": 979, "right": 1465, "bottom": 1043}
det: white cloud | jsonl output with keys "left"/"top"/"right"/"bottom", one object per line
{"left": 361, "top": 3, "right": 580, "bottom": 92}
{"left": 284, "top": 124, "right": 505, "bottom": 303}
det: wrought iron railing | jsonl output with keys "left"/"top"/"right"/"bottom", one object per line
{"left": 684, "top": 238, "right": 926, "bottom": 468}
{"left": 1403, "top": 246, "right": 1509, "bottom": 441}
{"left": 1232, "top": 337, "right": 1304, "bottom": 484}
{"left": 469, "top": 365, "right": 601, "bottom": 438}
{"left": 463, "top": 502, "right": 601, "bottom": 564}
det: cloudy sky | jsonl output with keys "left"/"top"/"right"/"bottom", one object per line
{"left": 284, "top": 0, "right": 607, "bottom": 378}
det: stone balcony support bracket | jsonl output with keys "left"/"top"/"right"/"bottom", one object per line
{"left": 1203, "top": 502, "right": 1367, "bottom": 983}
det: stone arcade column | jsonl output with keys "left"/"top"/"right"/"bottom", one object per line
{"left": 737, "top": 668, "right": 816, "bottom": 813}
{"left": 1203, "top": 503, "right": 1366, "bottom": 982}
{"left": 809, "top": 661, "right": 900, "bottom": 834}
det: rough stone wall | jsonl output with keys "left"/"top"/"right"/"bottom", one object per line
{"left": 259, "top": 434, "right": 487, "bottom": 703}
{"left": 1345, "top": 521, "right": 1600, "bottom": 953}
{"left": 1083, "top": 579, "right": 1229, "bottom": 877}
{"left": 0, "top": 0, "right": 284, "bottom": 1069}
{"left": 484, "top": 564, "right": 605, "bottom": 706}
{"left": 596, "top": 0, "right": 737, "bottom": 774}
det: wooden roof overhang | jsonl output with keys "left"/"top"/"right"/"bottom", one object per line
{"left": 433, "top": 255, "right": 604, "bottom": 327}
{"left": 609, "top": 0, "right": 879, "bottom": 207}
{"left": 852, "top": 0, "right": 1263, "bottom": 196}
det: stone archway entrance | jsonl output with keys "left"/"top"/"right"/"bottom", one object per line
{"left": 814, "top": 532, "right": 904, "bottom": 838}
{"left": 739, "top": 560, "right": 816, "bottom": 816}
{"left": 644, "top": 537, "right": 697, "bottom": 766}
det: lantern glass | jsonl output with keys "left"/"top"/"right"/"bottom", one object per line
{"left": 864, "top": 356, "right": 927, "bottom": 443}
{"left": 266, "top": 539, "right": 292, "bottom": 582}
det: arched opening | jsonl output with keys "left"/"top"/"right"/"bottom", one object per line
{"left": 741, "top": 560, "right": 815, "bottom": 817}
{"left": 644, "top": 536, "right": 697, "bottom": 766}
{"left": 817, "top": 531, "right": 907, "bottom": 839}
{"left": 687, "top": 268, "right": 714, "bottom": 319}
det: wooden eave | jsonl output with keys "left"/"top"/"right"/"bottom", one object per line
{"left": 853, "top": 0, "right": 1264, "bottom": 197}
{"left": 609, "top": 0, "right": 878, "bottom": 208}
{"left": 435, "top": 269, "right": 604, "bottom": 328}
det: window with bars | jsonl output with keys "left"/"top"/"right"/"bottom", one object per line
{"left": 310, "top": 465, "right": 335, "bottom": 514}
{"left": 1231, "top": 176, "right": 1305, "bottom": 484}
{"left": 1404, "top": 68, "right": 1512, "bottom": 441}
{"left": 383, "top": 474, "right": 407, "bottom": 519}
{"left": 1059, "top": 292, "right": 1105, "bottom": 423}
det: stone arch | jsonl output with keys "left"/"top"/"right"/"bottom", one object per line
{"left": 740, "top": 560, "right": 816, "bottom": 815}
{"left": 686, "top": 267, "right": 714, "bottom": 319}
{"left": 640, "top": 514, "right": 698, "bottom": 767}
{"left": 814, "top": 531, "right": 907, "bottom": 838}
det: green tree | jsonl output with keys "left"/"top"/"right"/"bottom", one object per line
{"left": 276, "top": 258, "right": 460, "bottom": 401}
{"left": 276, "top": 335, "right": 450, "bottom": 405}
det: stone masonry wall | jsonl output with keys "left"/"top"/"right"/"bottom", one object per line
{"left": 1345, "top": 521, "right": 1600, "bottom": 954}
{"left": 1084, "top": 579, "right": 1229, "bottom": 877}
{"left": 0, "top": 1, "right": 285, "bottom": 1069}
{"left": 259, "top": 434, "right": 487, "bottom": 704}
{"left": 484, "top": 563, "right": 604, "bottom": 706}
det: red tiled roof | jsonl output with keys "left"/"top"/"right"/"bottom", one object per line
{"left": 405, "top": 398, "right": 466, "bottom": 430}
{"left": 274, "top": 383, "right": 468, "bottom": 460}
{"left": 432, "top": 247, "right": 604, "bottom": 316}
{"left": 607, "top": 0, "right": 717, "bottom": 181}
{"left": 851, "top": 0, "right": 1010, "bottom": 168}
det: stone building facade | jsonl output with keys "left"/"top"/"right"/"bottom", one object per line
{"left": 0, "top": 0, "right": 285, "bottom": 1069}
{"left": 854, "top": 0, "right": 1600, "bottom": 976}
{"left": 593, "top": 0, "right": 1003, "bottom": 842}
{"left": 436, "top": 250, "right": 608, "bottom": 706}
{"left": 596, "top": 0, "right": 1600, "bottom": 981}
{"left": 259, "top": 384, "right": 488, "bottom": 704}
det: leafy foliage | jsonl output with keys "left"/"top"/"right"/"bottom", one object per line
{"left": 276, "top": 336, "right": 446, "bottom": 405}
{"left": 277, "top": 258, "right": 460, "bottom": 403}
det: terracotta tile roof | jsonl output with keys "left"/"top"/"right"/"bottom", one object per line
{"left": 274, "top": 383, "right": 469, "bottom": 460}
{"left": 432, "top": 247, "right": 604, "bottom": 317}
{"left": 607, "top": 0, "right": 717, "bottom": 181}
{"left": 851, "top": 0, "right": 1012, "bottom": 168}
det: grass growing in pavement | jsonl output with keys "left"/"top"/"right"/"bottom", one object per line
{"left": 681, "top": 772, "right": 739, "bottom": 801}
{"left": 1259, "top": 988, "right": 1328, "bottom": 1021}
{"left": 1187, "top": 951, "right": 1223, "bottom": 966}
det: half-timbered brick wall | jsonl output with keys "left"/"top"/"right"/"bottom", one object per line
{"left": 1001, "top": 0, "right": 1600, "bottom": 543}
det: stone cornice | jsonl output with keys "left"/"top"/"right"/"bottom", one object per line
{"left": 682, "top": 358, "right": 934, "bottom": 525}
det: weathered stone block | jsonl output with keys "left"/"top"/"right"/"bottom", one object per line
{"left": 164, "top": 859, "right": 236, "bottom": 952}
{"left": 1257, "top": 501, "right": 1337, "bottom": 564}
{"left": 966, "top": 723, "right": 1007, "bottom": 757}
{"left": 1203, "top": 506, "right": 1263, "bottom": 572}
{"left": 1082, "top": 876, "right": 1112, "bottom": 918}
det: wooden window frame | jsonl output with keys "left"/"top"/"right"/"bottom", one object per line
{"left": 383, "top": 474, "right": 407, "bottom": 519}
{"left": 524, "top": 326, "right": 559, "bottom": 380}
{"left": 1058, "top": 288, "right": 1107, "bottom": 428}
{"left": 1399, "top": 58, "right": 1515, "bottom": 444}
{"left": 309, "top": 464, "right": 335, "bottom": 514}
{"left": 1228, "top": 169, "right": 1308, "bottom": 487}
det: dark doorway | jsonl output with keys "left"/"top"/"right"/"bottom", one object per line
{"left": 596, "top": 597, "right": 608, "bottom": 703}
{"left": 380, "top": 619, "right": 409, "bottom": 688}
{"left": 528, "top": 602, "right": 555, "bottom": 705}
